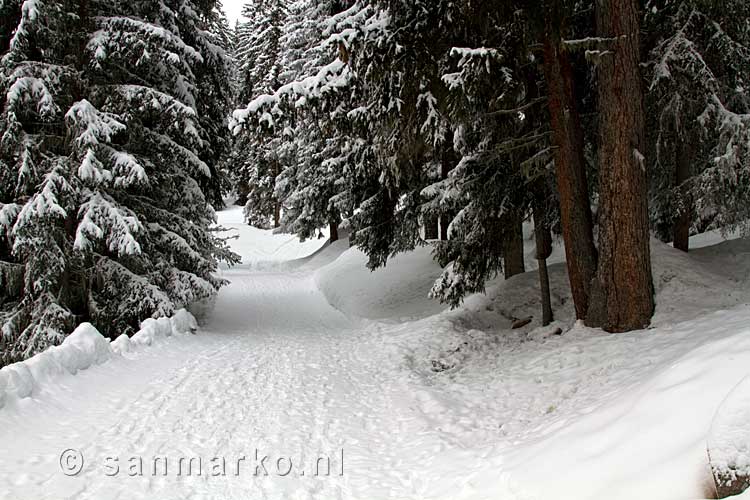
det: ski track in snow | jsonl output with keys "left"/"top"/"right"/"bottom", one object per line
{"left": 0, "top": 264, "right": 483, "bottom": 500}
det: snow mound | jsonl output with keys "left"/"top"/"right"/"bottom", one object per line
{"left": 132, "top": 317, "right": 173, "bottom": 346}
{"left": 315, "top": 243, "right": 447, "bottom": 320}
{"left": 63, "top": 322, "right": 113, "bottom": 368}
{"left": 371, "top": 236, "right": 750, "bottom": 499}
{"left": 709, "top": 375, "right": 750, "bottom": 498}
{"left": 110, "top": 334, "right": 133, "bottom": 354}
{"left": 215, "top": 204, "right": 329, "bottom": 266}
{"left": 0, "top": 309, "right": 198, "bottom": 410}
{"left": 170, "top": 308, "right": 198, "bottom": 334}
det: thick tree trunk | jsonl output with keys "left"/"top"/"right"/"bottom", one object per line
{"left": 235, "top": 184, "right": 249, "bottom": 207}
{"left": 586, "top": 0, "right": 654, "bottom": 332}
{"left": 533, "top": 200, "right": 554, "bottom": 326}
{"left": 504, "top": 212, "right": 525, "bottom": 279}
{"left": 439, "top": 216, "right": 449, "bottom": 241}
{"left": 672, "top": 140, "right": 692, "bottom": 253}
{"left": 542, "top": 7, "right": 598, "bottom": 320}
{"left": 329, "top": 220, "right": 339, "bottom": 243}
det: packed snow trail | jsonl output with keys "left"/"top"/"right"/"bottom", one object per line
{"left": 0, "top": 263, "right": 486, "bottom": 500}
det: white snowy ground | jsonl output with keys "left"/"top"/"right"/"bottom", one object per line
{"left": 1, "top": 205, "right": 750, "bottom": 500}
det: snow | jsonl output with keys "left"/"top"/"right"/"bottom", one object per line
{"left": 2, "top": 205, "right": 750, "bottom": 499}
{"left": 315, "top": 243, "right": 447, "bottom": 321}
{"left": 708, "top": 375, "right": 750, "bottom": 496}
{"left": 0, "top": 311, "right": 198, "bottom": 412}
{"left": 75, "top": 192, "right": 142, "bottom": 256}
{"left": 217, "top": 203, "right": 329, "bottom": 266}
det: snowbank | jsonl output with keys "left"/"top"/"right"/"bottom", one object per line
{"left": 314, "top": 242, "right": 447, "bottom": 320}
{"left": 215, "top": 204, "right": 329, "bottom": 267}
{"left": 0, "top": 309, "right": 198, "bottom": 410}
{"left": 341, "top": 236, "right": 750, "bottom": 500}
{"left": 709, "top": 375, "right": 750, "bottom": 497}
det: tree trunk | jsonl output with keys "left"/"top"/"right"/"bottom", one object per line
{"left": 439, "top": 152, "right": 453, "bottom": 241}
{"left": 533, "top": 196, "right": 554, "bottom": 327}
{"left": 542, "top": 6, "right": 598, "bottom": 320}
{"left": 672, "top": 140, "right": 692, "bottom": 252}
{"left": 235, "top": 184, "right": 249, "bottom": 207}
{"left": 329, "top": 220, "right": 339, "bottom": 243}
{"left": 273, "top": 202, "right": 281, "bottom": 229}
{"left": 424, "top": 215, "right": 438, "bottom": 240}
{"left": 439, "top": 216, "right": 449, "bottom": 241}
{"left": 586, "top": 0, "right": 654, "bottom": 332}
{"left": 504, "top": 212, "right": 525, "bottom": 279}
{"left": 273, "top": 160, "right": 281, "bottom": 228}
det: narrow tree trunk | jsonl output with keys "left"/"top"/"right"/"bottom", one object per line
{"left": 273, "top": 160, "right": 281, "bottom": 228}
{"left": 537, "top": 257, "right": 553, "bottom": 327}
{"left": 273, "top": 202, "right": 281, "bottom": 229}
{"left": 586, "top": 0, "right": 654, "bottom": 332}
{"left": 672, "top": 140, "right": 692, "bottom": 252}
{"left": 329, "top": 220, "right": 339, "bottom": 243}
{"left": 439, "top": 153, "right": 452, "bottom": 241}
{"left": 542, "top": 6, "right": 598, "bottom": 319}
{"left": 504, "top": 212, "right": 525, "bottom": 279}
{"left": 533, "top": 197, "right": 554, "bottom": 326}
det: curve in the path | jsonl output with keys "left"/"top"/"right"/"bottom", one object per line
{"left": 0, "top": 265, "right": 487, "bottom": 500}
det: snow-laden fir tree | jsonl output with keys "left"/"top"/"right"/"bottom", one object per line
{"left": 234, "top": 0, "right": 559, "bottom": 310}
{"left": 0, "top": 0, "right": 238, "bottom": 365}
{"left": 230, "top": 0, "right": 288, "bottom": 225}
{"left": 189, "top": 0, "right": 236, "bottom": 209}
{"left": 645, "top": 0, "right": 750, "bottom": 250}
{"left": 425, "top": 4, "right": 546, "bottom": 306}
{"left": 231, "top": 0, "right": 360, "bottom": 236}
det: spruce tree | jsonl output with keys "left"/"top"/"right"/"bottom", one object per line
{"left": 0, "top": 0, "right": 238, "bottom": 364}
{"left": 645, "top": 0, "right": 750, "bottom": 249}
{"left": 230, "top": 0, "right": 289, "bottom": 227}
{"left": 232, "top": 0, "right": 359, "bottom": 236}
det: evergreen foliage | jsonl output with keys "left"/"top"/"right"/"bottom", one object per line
{"left": 0, "top": 0, "right": 238, "bottom": 364}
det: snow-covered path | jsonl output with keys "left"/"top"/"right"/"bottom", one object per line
{"left": 6, "top": 210, "right": 750, "bottom": 500}
{"left": 0, "top": 263, "right": 482, "bottom": 500}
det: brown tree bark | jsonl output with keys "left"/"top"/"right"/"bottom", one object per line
{"left": 504, "top": 212, "right": 525, "bottom": 279}
{"left": 542, "top": 6, "right": 598, "bottom": 320}
{"left": 533, "top": 199, "right": 554, "bottom": 326}
{"left": 586, "top": 0, "right": 654, "bottom": 332}
{"left": 672, "top": 140, "right": 692, "bottom": 252}
{"left": 329, "top": 220, "right": 339, "bottom": 243}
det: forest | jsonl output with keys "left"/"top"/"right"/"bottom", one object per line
{"left": 2, "top": 1, "right": 750, "bottom": 499}
{"left": 0, "top": 0, "right": 749, "bottom": 361}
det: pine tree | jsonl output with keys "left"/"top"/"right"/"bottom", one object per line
{"left": 0, "top": 0, "right": 238, "bottom": 365}
{"left": 190, "top": 0, "right": 236, "bottom": 209}
{"left": 0, "top": 0, "right": 88, "bottom": 362}
{"left": 645, "top": 0, "right": 750, "bottom": 249}
{"left": 231, "top": 0, "right": 359, "bottom": 237}
{"left": 231, "top": 0, "right": 289, "bottom": 227}
{"left": 427, "top": 4, "right": 551, "bottom": 306}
